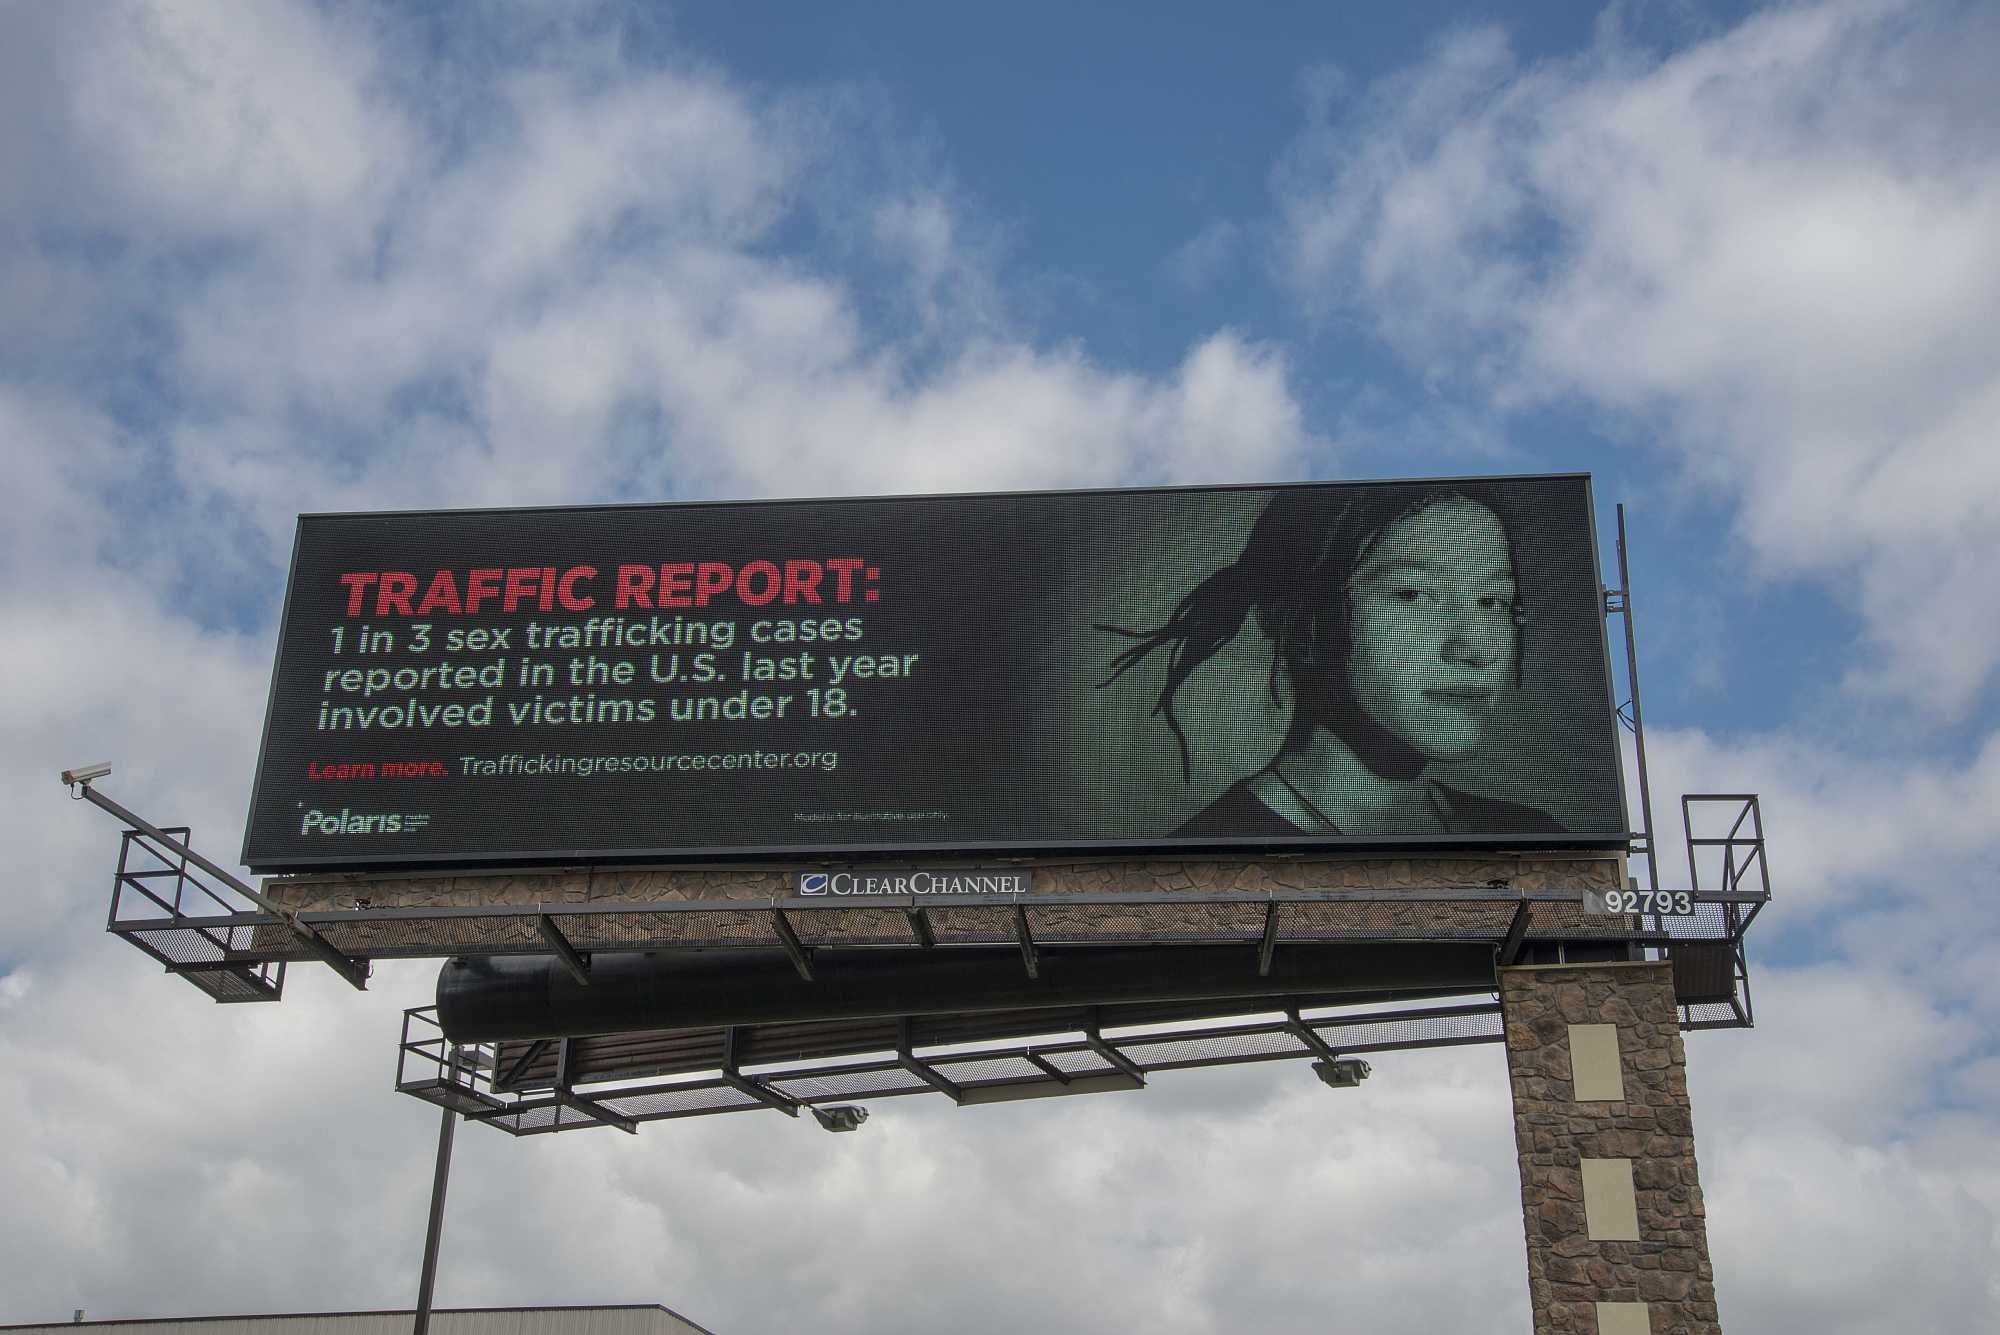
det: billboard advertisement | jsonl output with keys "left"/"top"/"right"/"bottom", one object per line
{"left": 242, "top": 474, "right": 1627, "bottom": 869}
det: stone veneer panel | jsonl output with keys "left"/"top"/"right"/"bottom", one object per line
{"left": 263, "top": 851, "right": 1622, "bottom": 913}
{"left": 1501, "top": 961, "right": 1721, "bottom": 1335}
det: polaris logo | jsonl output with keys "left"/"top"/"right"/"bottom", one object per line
{"left": 299, "top": 808, "right": 430, "bottom": 836}
{"left": 794, "top": 869, "right": 1032, "bottom": 897}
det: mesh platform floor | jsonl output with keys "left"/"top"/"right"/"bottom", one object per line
{"left": 400, "top": 999, "right": 1514, "bottom": 1136}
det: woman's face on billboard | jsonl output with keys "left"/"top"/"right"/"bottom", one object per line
{"left": 1342, "top": 498, "right": 1518, "bottom": 762}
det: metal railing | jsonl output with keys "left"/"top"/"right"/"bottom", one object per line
{"left": 108, "top": 827, "right": 286, "bottom": 1003}
{"left": 1675, "top": 795, "right": 1769, "bottom": 1028}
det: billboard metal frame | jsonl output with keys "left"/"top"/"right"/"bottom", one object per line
{"left": 1607, "top": 502, "right": 1660, "bottom": 893}
{"left": 73, "top": 493, "right": 1766, "bottom": 1133}
{"left": 91, "top": 793, "right": 1774, "bottom": 1139}
{"left": 104, "top": 840, "right": 1761, "bottom": 972}
{"left": 393, "top": 999, "right": 1514, "bottom": 1137}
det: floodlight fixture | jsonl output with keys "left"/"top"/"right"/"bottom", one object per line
{"left": 450, "top": 1045, "right": 496, "bottom": 1072}
{"left": 1313, "top": 1057, "right": 1372, "bottom": 1090}
{"left": 61, "top": 762, "right": 113, "bottom": 788}
{"left": 812, "top": 1104, "right": 869, "bottom": 1133}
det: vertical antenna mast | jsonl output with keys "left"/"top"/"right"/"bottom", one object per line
{"left": 1614, "top": 503, "right": 1660, "bottom": 895}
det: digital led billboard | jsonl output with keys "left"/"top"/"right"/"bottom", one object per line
{"left": 242, "top": 475, "right": 1627, "bottom": 869}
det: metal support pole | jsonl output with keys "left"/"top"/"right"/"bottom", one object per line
{"left": 1615, "top": 505, "right": 1661, "bottom": 896}
{"left": 535, "top": 912, "right": 592, "bottom": 986}
{"left": 1013, "top": 904, "right": 1039, "bottom": 979}
{"left": 412, "top": 1081, "right": 459, "bottom": 1335}
{"left": 770, "top": 907, "right": 815, "bottom": 981}
{"left": 1498, "top": 897, "right": 1533, "bottom": 968}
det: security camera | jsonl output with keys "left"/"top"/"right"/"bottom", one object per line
{"left": 811, "top": 1104, "right": 869, "bottom": 1133}
{"left": 61, "top": 762, "right": 113, "bottom": 787}
{"left": 1312, "top": 1058, "right": 1372, "bottom": 1090}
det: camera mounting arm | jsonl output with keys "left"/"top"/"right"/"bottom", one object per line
{"left": 63, "top": 768, "right": 369, "bottom": 991}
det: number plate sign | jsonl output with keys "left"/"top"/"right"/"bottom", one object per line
{"left": 1587, "top": 889, "right": 1695, "bottom": 916}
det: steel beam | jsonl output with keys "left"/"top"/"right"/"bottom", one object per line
{"left": 1014, "top": 904, "right": 1039, "bottom": 979}
{"left": 496, "top": 1039, "right": 549, "bottom": 1091}
{"left": 1499, "top": 898, "right": 1532, "bottom": 967}
{"left": 720, "top": 1027, "right": 800, "bottom": 1116}
{"left": 1614, "top": 503, "right": 1662, "bottom": 895}
{"left": 1023, "top": 1049, "right": 1072, "bottom": 1085}
{"left": 897, "top": 1018, "right": 964, "bottom": 1104}
{"left": 1258, "top": 900, "right": 1280, "bottom": 977}
{"left": 555, "top": 1090, "right": 638, "bottom": 1134}
{"left": 1285, "top": 1007, "right": 1341, "bottom": 1063}
{"left": 771, "top": 907, "right": 815, "bottom": 981}
{"left": 1084, "top": 1014, "right": 1146, "bottom": 1087}
{"left": 535, "top": 913, "right": 592, "bottom": 986}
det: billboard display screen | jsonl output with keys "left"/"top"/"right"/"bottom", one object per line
{"left": 243, "top": 474, "right": 1627, "bottom": 869}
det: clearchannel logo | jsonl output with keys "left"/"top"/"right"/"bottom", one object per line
{"left": 795, "top": 869, "right": 1033, "bottom": 897}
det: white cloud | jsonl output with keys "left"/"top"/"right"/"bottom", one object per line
{"left": 1270, "top": 5, "right": 2000, "bottom": 1321}
{"left": 1639, "top": 724, "right": 2000, "bottom": 917}
{"left": 0, "top": 0, "right": 1313, "bottom": 590}
{"left": 1690, "top": 965, "right": 2000, "bottom": 1334}
{"left": 5, "top": 2, "right": 1999, "bottom": 1332}
{"left": 67, "top": 1, "right": 409, "bottom": 236}
{"left": 0, "top": 2, "right": 1317, "bottom": 1329}
{"left": 1276, "top": 0, "right": 2000, "bottom": 717}
{"left": 0, "top": 963, "right": 1539, "bottom": 1334}
{"left": 870, "top": 189, "right": 1007, "bottom": 340}
{"left": 1620, "top": 721, "right": 2000, "bottom": 1330}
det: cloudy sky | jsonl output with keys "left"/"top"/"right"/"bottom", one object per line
{"left": 4, "top": 0, "right": 1998, "bottom": 1330}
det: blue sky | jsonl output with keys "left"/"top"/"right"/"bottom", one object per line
{"left": 4, "top": 2, "right": 1998, "bottom": 1332}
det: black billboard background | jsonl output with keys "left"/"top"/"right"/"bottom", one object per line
{"left": 243, "top": 475, "right": 1626, "bottom": 868}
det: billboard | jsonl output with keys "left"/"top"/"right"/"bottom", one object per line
{"left": 243, "top": 474, "right": 1627, "bottom": 869}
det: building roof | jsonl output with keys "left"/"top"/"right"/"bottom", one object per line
{"left": 0, "top": 1306, "right": 716, "bottom": 1335}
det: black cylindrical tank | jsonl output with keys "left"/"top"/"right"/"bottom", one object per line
{"left": 436, "top": 941, "right": 1496, "bottom": 1041}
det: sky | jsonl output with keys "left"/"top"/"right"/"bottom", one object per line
{"left": 3, "top": 0, "right": 1998, "bottom": 1330}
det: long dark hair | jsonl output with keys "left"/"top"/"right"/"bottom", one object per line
{"left": 1097, "top": 482, "right": 1527, "bottom": 781}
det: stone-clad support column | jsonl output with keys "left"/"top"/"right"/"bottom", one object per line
{"left": 1500, "top": 961, "right": 1721, "bottom": 1334}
